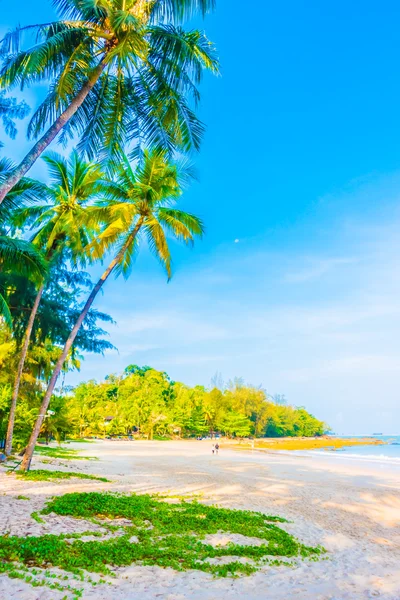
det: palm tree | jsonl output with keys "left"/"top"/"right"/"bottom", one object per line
{"left": 4, "top": 151, "right": 106, "bottom": 455}
{"left": 0, "top": 0, "right": 218, "bottom": 205}
{"left": 0, "top": 158, "right": 46, "bottom": 222}
{"left": 0, "top": 237, "right": 47, "bottom": 328}
{"left": 20, "top": 149, "right": 203, "bottom": 469}
{"left": 0, "top": 157, "right": 48, "bottom": 327}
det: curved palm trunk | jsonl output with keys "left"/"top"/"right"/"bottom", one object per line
{"left": 0, "top": 61, "right": 107, "bottom": 206}
{"left": 20, "top": 222, "right": 143, "bottom": 471}
{"left": 4, "top": 284, "right": 45, "bottom": 456}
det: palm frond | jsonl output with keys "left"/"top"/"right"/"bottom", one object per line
{"left": 148, "top": 25, "right": 219, "bottom": 87}
{"left": 42, "top": 151, "right": 70, "bottom": 191}
{"left": 143, "top": 218, "right": 172, "bottom": 279}
{"left": 156, "top": 208, "right": 204, "bottom": 243}
{"left": 11, "top": 204, "right": 51, "bottom": 230}
{"left": 27, "top": 84, "right": 60, "bottom": 139}
{"left": 53, "top": 0, "right": 109, "bottom": 22}
{"left": 0, "top": 291, "right": 12, "bottom": 328}
{"left": 151, "top": 0, "right": 215, "bottom": 23}
{"left": 0, "top": 158, "right": 49, "bottom": 220}
{"left": 0, "top": 24, "right": 90, "bottom": 90}
{"left": 0, "top": 0, "right": 217, "bottom": 160}
{"left": 89, "top": 147, "right": 202, "bottom": 280}
{"left": 113, "top": 226, "right": 140, "bottom": 279}
{"left": 0, "top": 236, "right": 48, "bottom": 279}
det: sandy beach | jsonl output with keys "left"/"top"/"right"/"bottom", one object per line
{"left": 1, "top": 440, "right": 400, "bottom": 599}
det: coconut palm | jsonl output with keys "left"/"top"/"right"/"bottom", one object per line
{"left": 15, "top": 151, "right": 105, "bottom": 257}
{"left": 4, "top": 151, "right": 106, "bottom": 456}
{"left": 0, "top": 237, "right": 47, "bottom": 328}
{"left": 0, "top": 157, "right": 48, "bottom": 327}
{"left": 20, "top": 149, "right": 203, "bottom": 469}
{"left": 0, "top": 157, "right": 46, "bottom": 222}
{"left": 0, "top": 0, "right": 218, "bottom": 204}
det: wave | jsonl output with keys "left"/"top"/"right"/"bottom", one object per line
{"left": 294, "top": 450, "right": 400, "bottom": 464}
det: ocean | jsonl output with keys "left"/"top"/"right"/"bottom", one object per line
{"left": 299, "top": 435, "right": 400, "bottom": 465}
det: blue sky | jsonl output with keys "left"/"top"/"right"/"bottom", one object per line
{"left": 2, "top": 0, "right": 400, "bottom": 433}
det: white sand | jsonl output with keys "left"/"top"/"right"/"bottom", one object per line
{"left": 1, "top": 439, "right": 400, "bottom": 599}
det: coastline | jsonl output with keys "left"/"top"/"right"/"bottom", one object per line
{"left": 1, "top": 439, "right": 399, "bottom": 599}
{"left": 238, "top": 445, "right": 400, "bottom": 471}
{"left": 288, "top": 448, "right": 400, "bottom": 468}
{"left": 229, "top": 435, "right": 386, "bottom": 452}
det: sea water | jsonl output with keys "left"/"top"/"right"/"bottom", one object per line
{"left": 300, "top": 435, "right": 400, "bottom": 465}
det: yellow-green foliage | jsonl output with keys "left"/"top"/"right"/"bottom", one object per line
{"left": 66, "top": 365, "right": 326, "bottom": 439}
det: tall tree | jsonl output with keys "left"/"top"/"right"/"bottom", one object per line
{"left": 0, "top": 237, "right": 47, "bottom": 328}
{"left": 4, "top": 151, "right": 107, "bottom": 455}
{"left": 21, "top": 149, "right": 203, "bottom": 469}
{"left": 0, "top": 276, "right": 114, "bottom": 451}
{"left": 0, "top": 0, "right": 218, "bottom": 204}
{"left": 0, "top": 158, "right": 48, "bottom": 326}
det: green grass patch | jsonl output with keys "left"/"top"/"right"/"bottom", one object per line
{"left": 0, "top": 492, "right": 324, "bottom": 579}
{"left": 16, "top": 495, "right": 30, "bottom": 500}
{"left": 34, "top": 445, "right": 97, "bottom": 461}
{"left": 11, "top": 470, "right": 109, "bottom": 482}
{"left": 31, "top": 511, "right": 45, "bottom": 524}
{"left": 0, "top": 561, "right": 85, "bottom": 599}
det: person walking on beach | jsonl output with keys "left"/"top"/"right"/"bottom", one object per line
{"left": 212, "top": 444, "right": 215, "bottom": 455}
{"left": 215, "top": 442, "right": 219, "bottom": 455}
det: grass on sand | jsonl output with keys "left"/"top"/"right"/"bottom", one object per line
{"left": 34, "top": 445, "right": 97, "bottom": 461}
{"left": 9, "top": 470, "right": 109, "bottom": 482}
{"left": 0, "top": 492, "right": 324, "bottom": 581}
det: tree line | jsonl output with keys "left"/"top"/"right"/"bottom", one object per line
{"left": 43, "top": 365, "right": 326, "bottom": 441}
{"left": 0, "top": 0, "right": 217, "bottom": 469}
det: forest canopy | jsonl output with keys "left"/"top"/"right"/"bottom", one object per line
{"left": 62, "top": 365, "right": 327, "bottom": 441}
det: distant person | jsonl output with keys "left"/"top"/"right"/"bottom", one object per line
{"left": 212, "top": 444, "right": 215, "bottom": 455}
{"left": 215, "top": 442, "right": 219, "bottom": 455}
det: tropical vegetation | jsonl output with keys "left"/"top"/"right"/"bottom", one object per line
{"left": 0, "top": 0, "right": 218, "bottom": 203}
{"left": 0, "top": 0, "right": 325, "bottom": 473}
{"left": 4, "top": 364, "right": 325, "bottom": 444}
{"left": 0, "top": 4, "right": 330, "bottom": 600}
{"left": 19, "top": 148, "right": 203, "bottom": 470}
{"left": 4, "top": 151, "right": 108, "bottom": 455}
{"left": 0, "top": 0, "right": 217, "bottom": 470}
{"left": 0, "top": 268, "right": 114, "bottom": 451}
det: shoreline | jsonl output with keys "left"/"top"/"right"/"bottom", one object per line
{"left": 236, "top": 445, "right": 400, "bottom": 471}
{"left": 228, "top": 435, "right": 386, "bottom": 452}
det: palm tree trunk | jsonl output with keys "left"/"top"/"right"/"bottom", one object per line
{"left": 0, "top": 61, "right": 107, "bottom": 206}
{"left": 20, "top": 221, "right": 143, "bottom": 471}
{"left": 4, "top": 284, "right": 45, "bottom": 456}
